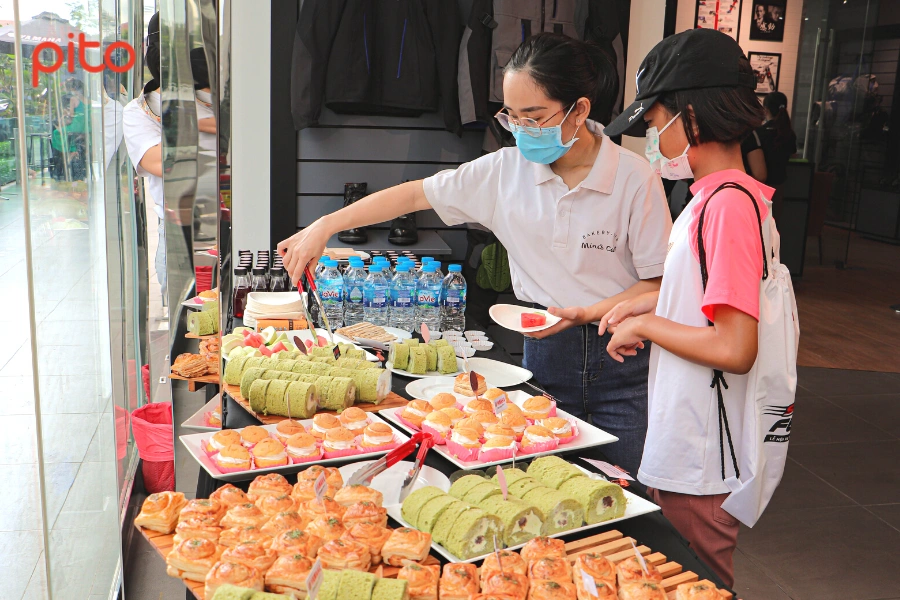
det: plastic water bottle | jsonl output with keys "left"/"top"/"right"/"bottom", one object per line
{"left": 342, "top": 259, "right": 365, "bottom": 326}
{"left": 441, "top": 264, "right": 467, "bottom": 332}
{"left": 319, "top": 260, "right": 345, "bottom": 329}
{"left": 363, "top": 265, "right": 390, "bottom": 326}
{"left": 415, "top": 263, "right": 442, "bottom": 333}
{"left": 375, "top": 257, "right": 394, "bottom": 279}
{"left": 432, "top": 261, "right": 444, "bottom": 279}
{"left": 419, "top": 257, "right": 434, "bottom": 273}
{"left": 390, "top": 263, "right": 417, "bottom": 332}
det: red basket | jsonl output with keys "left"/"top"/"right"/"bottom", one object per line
{"left": 142, "top": 459, "right": 175, "bottom": 494}
{"left": 132, "top": 403, "right": 175, "bottom": 493}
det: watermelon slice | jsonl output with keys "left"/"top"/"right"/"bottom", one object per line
{"left": 245, "top": 335, "right": 262, "bottom": 348}
{"left": 271, "top": 341, "right": 286, "bottom": 353}
{"left": 258, "top": 345, "right": 273, "bottom": 357}
{"left": 241, "top": 329, "right": 252, "bottom": 337}
{"left": 317, "top": 335, "right": 328, "bottom": 347}
{"left": 305, "top": 339, "right": 314, "bottom": 350}
{"left": 521, "top": 312, "right": 547, "bottom": 328}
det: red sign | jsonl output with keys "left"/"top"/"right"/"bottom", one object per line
{"left": 32, "top": 33, "right": 135, "bottom": 86}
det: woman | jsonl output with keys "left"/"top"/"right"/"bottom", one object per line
{"left": 279, "top": 34, "right": 672, "bottom": 476}
{"left": 742, "top": 91, "right": 797, "bottom": 187}
{"left": 595, "top": 29, "right": 779, "bottom": 587}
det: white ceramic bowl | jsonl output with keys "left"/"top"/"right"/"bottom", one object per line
{"left": 472, "top": 341, "right": 494, "bottom": 352}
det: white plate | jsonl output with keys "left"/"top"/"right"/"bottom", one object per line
{"left": 340, "top": 327, "right": 412, "bottom": 351}
{"left": 385, "top": 465, "right": 660, "bottom": 562}
{"left": 179, "top": 419, "right": 410, "bottom": 482}
{"left": 287, "top": 329, "right": 380, "bottom": 362}
{"left": 337, "top": 460, "right": 451, "bottom": 506}
{"left": 181, "top": 394, "right": 222, "bottom": 432}
{"left": 387, "top": 357, "right": 465, "bottom": 379}
{"left": 465, "top": 358, "right": 532, "bottom": 387}
{"left": 489, "top": 304, "right": 561, "bottom": 333}
{"left": 182, "top": 296, "right": 217, "bottom": 310}
{"left": 378, "top": 390, "right": 618, "bottom": 470}
{"left": 404, "top": 377, "right": 471, "bottom": 402}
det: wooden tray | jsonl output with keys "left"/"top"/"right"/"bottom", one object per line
{"left": 223, "top": 384, "right": 409, "bottom": 425}
{"left": 170, "top": 372, "right": 220, "bottom": 392}
{"left": 136, "top": 525, "right": 439, "bottom": 600}
{"left": 185, "top": 332, "right": 219, "bottom": 340}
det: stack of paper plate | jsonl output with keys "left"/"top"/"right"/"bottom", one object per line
{"left": 243, "top": 292, "right": 308, "bottom": 327}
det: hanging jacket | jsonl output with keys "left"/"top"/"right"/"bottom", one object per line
{"left": 291, "top": 0, "right": 463, "bottom": 135}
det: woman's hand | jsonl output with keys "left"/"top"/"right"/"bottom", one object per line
{"left": 526, "top": 306, "right": 588, "bottom": 339}
{"left": 598, "top": 291, "right": 659, "bottom": 335}
{"left": 606, "top": 314, "right": 648, "bottom": 363}
{"left": 278, "top": 219, "right": 332, "bottom": 285}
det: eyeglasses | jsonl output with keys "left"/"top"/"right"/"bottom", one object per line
{"left": 494, "top": 103, "right": 574, "bottom": 137}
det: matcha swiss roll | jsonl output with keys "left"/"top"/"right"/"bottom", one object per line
{"left": 449, "top": 474, "right": 490, "bottom": 500}
{"left": 521, "top": 487, "right": 584, "bottom": 534}
{"left": 443, "top": 507, "right": 502, "bottom": 560}
{"left": 284, "top": 381, "right": 317, "bottom": 419}
{"left": 509, "top": 477, "right": 545, "bottom": 499}
{"left": 407, "top": 346, "right": 428, "bottom": 375}
{"left": 558, "top": 477, "right": 627, "bottom": 524}
{"left": 462, "top": 481, "right": 503, "bottom": 505}
{"left": 355, "top": 368, "right": 391, "bottom": 404}
{"left": 493, "top": 468, "right": 531, "bottom": 487}
{"left": 240, "top": 367, "right": 266, "bottom": 399}
{"left": 248, "top": 379, "right": 272, "bottom": 413}
{"left": 400, "top": 486, "right": 446, "bottom": 528}
{"left": 311, "top": 345, "right": 337, "bottom": 358}
{"left": 320, "top": 376, "right": 356, "bottom": 412}
{"left": 187, "top": 310, "right": 217, "bottom": 335}
{"left": 478, "top": 495, "right": 545, "bottom": 546}
{"left": 405, "top": 338, "right": 420, "bottom": 346}
{"left": 223, "top": 355, "right": 249, "bottom": 385}
{"left": 528, "top": 456, "right": 586, "bottom": 490}
{"left": 264, "top": 380, "right": 290, "bottom": 414}
{"left": 243, "top": 357, "right": 265, "bottom": 372}
{"left": 422, "top": 344, "right": 438, "bottom": 372}
{"left": 430, "top": 502, "right": 473, "bottom": 547}
{"left": 311, "top": 356, "right": 337, "bottom": 365}
{"left": 415, "top": 495, "right": 461, "bottom": 534}
{"left": 260, "top": 370, "right": 284, "bottom": 380}
{"left": 429, "top": 339, "right": 449, "bottom": 348}
{"left": 436, "top": 345, "right": 458, "bottom": 374}
{"left": 277, "top": 372, "right": 301, "bottom": 381}
{"left": 388, "top": 342, "right": 410, "bottom": 370}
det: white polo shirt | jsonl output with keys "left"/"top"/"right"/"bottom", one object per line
{"left": 423, "top": 120, "right": 672, "bottom": 308}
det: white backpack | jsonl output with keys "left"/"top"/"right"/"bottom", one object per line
{"left": 698, "top": 182, "right": 800, "bottom": 528}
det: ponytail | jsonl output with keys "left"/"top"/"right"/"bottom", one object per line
{"left": 763, "top": 92, "right": 795, "bottom": 149}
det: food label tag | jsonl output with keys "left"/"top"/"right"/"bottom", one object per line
{"left": 306, "top": 558, "right": 323, "bottom": 600}
{"left": 492, "top": 393, "right": 508, "bottom": 414}
{"left": 631, "top": 540, "right": 649, "bottom": 574}
{"left": 314, "top": 472, "right": 327, "bottom": 503}
{"left": 421, "top": 323, "right": 431, "bottom": 343}
{"left": 332, "top": 345, "right": 342, "bottom": 360}
{"left": 580, "top": 458, "right": 635, "bottom": 481}
{"left": 497, "top": 465, "right": 508, "bottom": 500}
{"left": 580, "top": 569, "right": 599, "bottom": 598}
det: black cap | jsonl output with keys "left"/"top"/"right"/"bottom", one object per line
{"left": 605, "top": 29, "right": 756, "bottom": 138}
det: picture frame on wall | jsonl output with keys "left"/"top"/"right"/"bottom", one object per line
{"left": 748, "top": 52, "right": 781, "bottom": 94}
{"left": 749, "top": 0, "right": 787, "bottom": 42}
{"left": 694, "top": 0, "right": 742, "bottom": 42}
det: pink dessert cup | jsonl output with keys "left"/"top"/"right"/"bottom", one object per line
{"left": 212, "top": 454, "right": 254, "bottom": 474}
{"left": 555, "top": 421, "right": 579, "bottom": 444}
{"left": 289, "top": 450, "right": 324, "bottom": 464}
{"left": 517, "top": 438, "right": 560, "bottom": 456}
{"left": 393, "top": 408, "right": 423, "bottom": 432}
{"left": 445, "top": 438, "right": 482, "bottom": 462}
{"left": 253, "top": 456, "right": 290, "bottom": 470}
{"left": 322, "top": 445, "right": 365, "bottom": 460}
{"left": 478, "top": 444, "right": 516, "bottom": 462}
{"left": 357, "top": 434, "right": 403, "bottom": 453}
{"left": 421, "top": 423, "right": 448, "bottom": 445}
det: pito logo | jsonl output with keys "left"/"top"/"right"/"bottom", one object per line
{"left": 762, "top": 404, "right": 793, "bottom": 443}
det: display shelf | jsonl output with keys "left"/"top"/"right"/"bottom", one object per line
{"left": 185, "top": 332, "right": 219, "bottom": 339}
{"left": 170, "top": 372, "right": 220, "bottom": 392}
{"left": 326, "top": 229, "right": 452, "bottom": 255}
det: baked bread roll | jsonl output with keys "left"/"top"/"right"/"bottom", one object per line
{"left": 381, "top": 527, "right": 432, "bottom": 567}
{"left": 204, "top": 561, "right": 264, "bottom": 598}
{"left": 481, "top": 550, "right": 528, "bottom": 583}
{"left": 251, "top": 438, "right": 289, "bottom": 468}
{"left": 179, "top": 498, "right": 227, "bottom": 526}
{"left": 573, "top": 553, "right": 616, "bottom": 594}
{"left": 264, "top": 553, "right": 313, "bottom": 597}
{"left": 221, "top": 503, "right": 269, "bottom": 529}
{"left": 520, "top": 537, "right": 566, "bottom": 564}
{"left": 165, "top": 537, "right": 224, "bottom": 582}
{"left": 342, "top": 500, "right": 387, "bottom": 528}
{"left": 316, "top": 538, "right": 372, "bottom": 571}
{"left": 615, "top": 557, "right": 663, "bottom": 586}
{"left": 297, "top": 496, "right": 346, "bottom": 522}
{"left": 297, "top": 465, "right": 344, "bottom": 490}
{"left": 270, "top": 528, "right": 324, "bottom": 559}
{"left": 220, "top": 540, "right": 278, "bottom": 573}
{"left": 260, "top": 511, "right": 310, "bottom": 538}
{"left": 218, "top": 525, "right": 273, "bottom": 549}
{"left": 247, "top": 473, "right": 293, "bottom": 502}
{"left": 274, "top": 419, "right": 306, "bottom": 445}
{"left": 256, "top": 493, "right": 299, "bottom": 517}
{"left": 341, "top": 522, "right": 392, "bottom": 565}
{"left": 454, "top": 372, "right": 486, "bottom": 397}
{"left": 428, "top": 393, "right": 457, "bottom": 411}
{"left": 334, "top": 484, "right": 384, "bottom": 508}
{"left": 617, "top": 582, "right": 667, "bottom": 600}
{"left": 481, "top": 572, "right": 529, "bottom": 600}
{"left": 210, "top": 484, "right": 251, "bottom": 509}
{"left": 397, "top": 564, "right": 439, "bottom": 600}
{"left": 528, "top": 556, "right": 573, "bottom": 583}
{"left": 528, "top": 580, "right": 577, "bottom": 600}
{"left": 206, "top": 430, "right": 241, "bottom": 454}
{"left": 439, "top": 563, "right": 478, "bottom": 600}
{"left": 173, "top": 517, "right": 223, "bottom": 545}
{"left": 135, "top": 491, "right": 187, "bottom": 533}
{"left": 306, "top": 515, "right": 346, "bottom": 542}
{"left": 675, "top": 580, "right": 721, "bottom": 600}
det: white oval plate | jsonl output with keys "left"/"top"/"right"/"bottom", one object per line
{"left": 405, "top": 377, "right": 471, "bottom": 402}
{"left": 489, "top": 304, "right": 561, "bottom": 333}
{"left": 465, "top": 357, "right": 532, "bottom": 387}
{"left": 386, "top": 357, "right": 465, "bottom": 379}
{"left": 337, "top": 460, "right": 450, "bottom": 507}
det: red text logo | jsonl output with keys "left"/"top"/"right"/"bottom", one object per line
{"left": 32, "top": 33, "right": 135, "bottom": 86}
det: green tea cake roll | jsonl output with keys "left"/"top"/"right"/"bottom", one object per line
{"left": 559, "top": 477, "right": 627, "bottom": 524}
{"left": 318, "top": 570, "right": 342, "bottom": 600}
{"left": 282, "top": 350, "right": 301, "bottom": 360}
{"left": 422, "top": 344, "right": 437, "bottom": 372}
{"left": 479, "top": 495, "right": 545, "bottom": 546}
{"left": 321, "top": 376, "right": 356, "bottom": 412}
{"left": 298, "top": 362, "right": 332, "bottom": 376}
{"left": 436, "top": 345, "right": 458, "bottom": 374}
{"left": 493, "top": 468, "right": 531, "bottom": 487}
{"left": 443, "top": 508, "right": 502, "bottom": 560}
{"left": 187, "top": 311, "right": 215, "bottom": 335}
{"left": 430, "top": 502, "right": 474, "bottom": 546}
{"left": 528, "top": 456, "right": 585, "bottom": 490}
{"left": 277, "top": 372, "right": 301, "bottom": 381}
{"left": 261, "top": 370, "right": 283, "bottom": 380}
{"left": 449, "top": 474, "right": 490, "bottom": 500}
{"left": 429, "top": 339, "right": 449, "bottom": 348}
{"left": 209, "top": 585, "right": 256, "bottom": 600}
{"left": 240, "top": 367, "right": 266, "bottom": 398}
{"left": 312, "top": 356, "right": 337, "bottom": 365}
{"left": 295, "top": 374, "right": 321, "bottom": 385}
{"left": 405, "top": 338, "right": 420, "bottom": 346}
{"left": 407, "top": 346, "right": 427, "bottom": 375}
{"left": 388, "top": 342, "right": 410, "bottom": 370}
{"left": 400, "top": 486, "right": 446, "bottom": 528}
{"left": 509, "top": 477, "right": 545, "bottom": 499}
{"left": 462, "top": 481, "right": 502, "bottom": 505}
{"left": 290, "top": 361, "right": 307, "bottom": 373}
{"left": 336, "top": 569, "right": 376, "bottom": 600}
{"left": 311, "top": 345, "right": 337, "bottom": 358}
{"left": 355, "top": 368, "right": 391, "bottom": 404}
{"left": 277, "top": 359, "right": 300, "bottom": 371}
{"left": 285, "top": 382, "right": 317, "bottom": 419}
{"left": 522, "top": 488, "right": 584, "bottom": 534}
{"left": 311, "top": 376, "right": 335, "bottom": 409}
{"left": 335, "top": 357, "right": 364, "bottom": 370}
{"left": 248, "top": 379, "right": 271, "bottom": 413}
{"left": 343, "top": 347, "right": 365, "bottom": 360}
{"left": 371, "top": 577, "right": 409, "bottom": 600}
{"left": 415, "top": 495, "right": 461, "bottom": 534}
{"left": 223, "top": 355, "right": 249, "bottom": 385}
{"left": 356, "top": 360, "right": 378, "bottom": 370}
{"left": 243, "top": 356, "right": 265, "bottom": 373}
{"left": 264, "top": 379, "right": 290, "bottom": 415}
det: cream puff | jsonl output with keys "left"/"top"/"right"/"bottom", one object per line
{"left": 450, "top": 426, "right": 482, "bottom": 449}
{"left": 240, "top": 425, "right": 270, "bottom": 448}
{"left": 500, "top": 410, "right": 528, "bottom": 438}
{"left": 464, "top": 398, "right": 493, "bottom": 415}
{"left": 539, "top": 417, "right": 574, "bottom": 441}
{"left": 484, "top": 424, "right": 516, "bottom": 444}
{"left": 523, "top": 396, "right": 553, "bottom": 421}
{"left": 274, "top": 419, "right": 306, "bottom": 445}
{"left": 401, "top": 399, "right": 433, "bottom": 428}
{"left": 482, "top": 388, "right": 506, "bottom": 403}
{"left": 338, "top": 407, "right": 369, "bottom": 433}
{"left": 206, "top": 407, "right": 222, "bottom": 428}
{"left": 210, "top": 484, "right": 250, "bottom": 509}
{"left": 310, "top": 413, "right": 340, "bottom": 440}
{"left": 285, "top": 432, "right": 319, "bottom": 460}
{"left": 247, "top": 473, "right": 293, "bottom": 501}
{"left": 522, "top": 425, "right": 555, "bottom": 447}
{"left": 323, "top": 426, "right": 356, "bottom": 453}
{"left": 206, "top": 429, "right": 241, "bottom": 455}
{"left": 440, "top": 407, "right": 466, "bottom": 426}
{"left": 472, "top": 409, "right": 499, "bottom": 429}
{"left": 500, "top": 402, "right": 524, "bottom": 418}
{"left": 428, "top": 393, "right": 457, "bottom": 411}
{"left": 256, "top": 493, "right": 299, "bottom": 517}
{"left": 215, "top": 444, "right": 252, "bottom": 472}
{"left": 251, "top": 438, "right": 289, "bottom": 468}
{"left": 481, "top": 436, "right": 516, "bottom": 453}
{"left": 453, "top": 372, "right": 486, "bottom": 397}
{"left": 360, "top": 422, "right": 395, "bottom": 448}
{"left": 422, "top": 410, "right": 452, "bottom": 436}
{"left": 455, "top": 417, "right": 484, "bottom": 437}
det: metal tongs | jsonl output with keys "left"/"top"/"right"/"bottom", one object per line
{"left": 347, "top": 432, "right": 434, "bottom": 493}
{"left": 304, "top": 266, "right": 335, "bottom": 345}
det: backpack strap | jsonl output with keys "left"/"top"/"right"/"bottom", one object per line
{"left": 696, "top": 181, "right": 767, "bottom": 481}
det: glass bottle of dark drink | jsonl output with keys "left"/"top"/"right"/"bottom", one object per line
{"left": 269, "top": 268, "right": 287, "bottom": 292}
{"left": 250, "top": 267, "right": 268, "bottom": 293}
{"left": 232, "top": 267, "right": 251, "bottom": 318}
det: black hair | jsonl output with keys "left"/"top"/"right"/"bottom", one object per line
{"left": 64, "top": 78, "right": 84, "bottom": 93}
{"left": 763, "top": 91, "right": 795, "bottom": 148}
{"left": 144, "top": 12, "right": 160, "bottom": 94}
{"left": 504, "top": 33, "right": 618, "bottom": 125}
{"left": 189, "top": 47, "right": 210, "bottom": 90}
{"left": 658, "top": 56, "right": 763, "bottom": 146}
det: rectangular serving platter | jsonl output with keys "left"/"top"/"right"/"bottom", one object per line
{"left": 180, "top": 394, "right": 222, "bottom": 432}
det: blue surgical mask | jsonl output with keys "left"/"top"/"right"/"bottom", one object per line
{"left": 512, "top": 103, "right": 581, "bottom": 164}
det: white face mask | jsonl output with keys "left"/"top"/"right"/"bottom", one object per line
{"left": 644, "top": 112, "right": 694, "bottom": 180}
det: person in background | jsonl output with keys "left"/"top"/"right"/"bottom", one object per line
{"left": 50, "top": 92, "right": 86, "bottom": 180}
{"left": 742, "top": 91, "right": 797, "bottom": 187}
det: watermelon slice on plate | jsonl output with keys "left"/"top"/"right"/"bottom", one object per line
{"left": 521, "top": 312, "right": 547, "bottom": 328}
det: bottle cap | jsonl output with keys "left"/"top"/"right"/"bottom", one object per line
{"left": 449, "top": 264, "right": 462, "bottom": 272}
{"left": 369, "top": 265, "right": 382, "bottom": 273}
{"left": 432, "top": 262, "right": 442, "bottom": 269}
{"left": 422, "top": 257, "right": 434, "bottom": 263}
{"left": 234, "top": 267, "right": 248, "bottom": 275}
{"left": 395, "top": 263, "right": 411, "bottom": 272}
{"left": 252, "top": 267, "right": 266, "bottom": 275}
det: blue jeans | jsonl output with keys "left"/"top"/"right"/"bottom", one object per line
{"left": 523, "top": 324, "right": 650, "bottom": 478}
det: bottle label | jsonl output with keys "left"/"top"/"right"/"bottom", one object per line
{"left": 349, "top": 287, "right": 363, "bottom": 303}
{"left": 417, "top": 287, "right": 441, "bottom": 308}
{"left": 321, "top": 284, "right": 342, "bottom": 305}
{"left": 445, "top": 288, "right": 466, "bottom": 305}
{"left": 393, "top": 294, "right": 412, "bottom": 308}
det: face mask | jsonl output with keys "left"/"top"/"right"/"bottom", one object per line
{"left": 645, "top": 112, "right": 694, "bottom": 180}
{"left": 512, "top": 103, "right": 580, "bottom": 164}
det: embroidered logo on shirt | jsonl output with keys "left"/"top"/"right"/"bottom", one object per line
{"left": 581, "top": 230, "right": 619, "bottom": 253}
